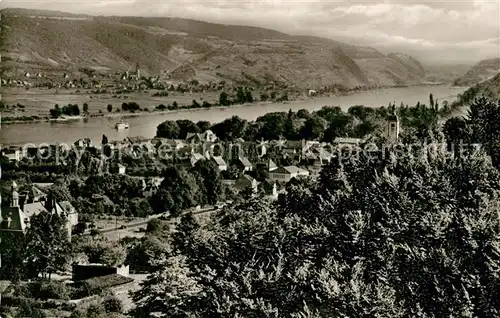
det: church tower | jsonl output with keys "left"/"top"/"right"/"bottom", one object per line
{"left": 386, "top": 105, "right": 400, "bottom": 141}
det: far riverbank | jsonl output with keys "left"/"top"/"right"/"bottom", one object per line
{"left": 1, "top": 100, "right": 282, "bottom": 125}
{"left": 1, "top": 84, "right": 464, "bottom": 126}
{"left": 0, "top": 85, "right": 467, "bottom": 147}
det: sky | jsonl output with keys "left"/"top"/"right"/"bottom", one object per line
{"left": 2, "top": 0, "right": 500, "bottom": 64}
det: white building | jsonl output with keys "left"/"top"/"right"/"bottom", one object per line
{"left": 211, "top": 156, "right": 228, "bottom": 171}
{"left": 386, "top": 109, "right": 400, "bottom": 141}
{"left": 117, "top": 164, "right": 126, "bottom": 175}
{"left": 269, "top": 166, "right": 310, "bottom": 183}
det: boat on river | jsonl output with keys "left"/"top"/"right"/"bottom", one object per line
{"left": 115, "top": 120, "right": 129, "bottom": 130}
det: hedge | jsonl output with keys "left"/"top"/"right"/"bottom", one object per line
{"left": 70, "top": 274, "right": 134, "bottom": 299}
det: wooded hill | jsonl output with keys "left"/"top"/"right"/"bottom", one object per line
{"left": 0, "top": 8, "right": 428, "bottom": 89}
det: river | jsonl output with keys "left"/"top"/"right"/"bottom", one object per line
{"left": 0, "top": 85, "right": 466, "bottom": 146}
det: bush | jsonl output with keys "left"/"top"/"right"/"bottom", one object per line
{"left": 86, "top": 302, "right": 106, "bottom": 318}
{"left": 35, "top": 280, "right": 70, "bottom": 300}
{"left": 103, "top": 295, "right": 124, "bottom": 313}
{"left": 146, "top": 218, "right": 161, "bottom": 233}
{"left": 70, "top": 274, "right": 134, "bottom": 299}
{"left": 15, "top": 298, "right": 46, "bottom": 318}
{"left": 70, "top": 309, "right": 87, "bottom": 318}
{"left": 8, "top": 280, "right": 70, "bottom": 301}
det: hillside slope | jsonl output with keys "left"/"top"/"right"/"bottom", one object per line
{"left": 0, "top": 8, "right": 427, "bottom": 89}
{"left": 455, "top": 72, "right": 500, "bottom": 106}
{"left": 423, "top": 64, "right": 471, "bottom": 84}
{"left": 453, "top": 58, "right": 500, "bottom": 86}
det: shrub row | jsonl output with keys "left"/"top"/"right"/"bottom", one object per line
{"left": 70, "top": 274, "right": 134, "bottom": 299}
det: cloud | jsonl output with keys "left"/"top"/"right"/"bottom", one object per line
{"left": 2, "top": 0, "right": 499, "bottom": 63}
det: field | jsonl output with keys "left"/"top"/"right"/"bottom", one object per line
{"left": 2, "top": 87, "right": 221, "bottom": 117}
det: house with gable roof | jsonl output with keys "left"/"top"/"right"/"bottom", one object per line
{"left": 211, "top": 156, "right": 228, "bottom": 171}
{"left": 0, "top": 181, "right": 78, "bottom": 240}
{"left": 269, "top": 166, "right": 310, "bottom": 183}
{"left": 186, "top": 130, "right": 218, "bottom": 143}
{"left": 236, "top": 156, "right": 253, "bottom": 172}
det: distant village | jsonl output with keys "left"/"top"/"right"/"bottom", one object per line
{"left": 2, "top": 63, "right": 355, "bottom": 97}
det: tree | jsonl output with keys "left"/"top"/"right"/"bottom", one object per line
{"left": 0, "top": 232, "right": 27, "bottom": 281}
{"left": 196, "top": 120, "right": 211, "bottom": 132}
{"left": 236, "top": 87, "right": 246, "bottom": 104}
{"left": 296, "top": 108, "right": 310, "bottom": 119}
{"left": 146, "top": 218, "right": 170, "bottom": 236}
{"left": 299, "top": 115, "right": 327, "bottom": 140}
{"left": 219, "top": 91, "right": 230, "bottom": 106}
{"left": 130, "top": 198, "right": 154, "bottom": 217}
{"left": 130, "top": 255, "right": 201, "bottom": 318}
{"left": 156, "top": 120, "right": 181, "bottom": 139}
{"left": 191, "top": 99, "right": 201, "bottom": 108}
{"left": 245, "top": 90, "right": 254, "bottom": 103}
{"left": 211, "top": 116, "right": 248, "bottom": 141}
{"left": 467, "top": 97, "right": 500, "bottom": 167}
{"left": 107, "top": 104, "right": 113, "bottom": 112}
{"left": 191, "top": 159, "right": 224, "bottom": 206}
{"left": 83, "top": 103, "right": 89, "bottom": 113}
{"left": 347, "top": 105, "right": 374, "bottom": 121}
{"left": 443, "top": 116, "right": 470, "bottom": 152}
{"left": 50, "top": 105, "right": 63, "bottom": 118}
{"left": 256, "top": 112, "right": 288, "bottom": 140}
{"left": 175, "top": 119, "right": 200, "bottom": 139}
{"left": 24, "top": 210, "right": 71, "bottom": 279}
{"left": 322, "top": 112, "right": 354, "bottom": 142}
{"left": 283, "top": 109, "right": 299, "bottom": 140}
{"left": 429, "top": 93, "right": 435, "bottom": 108}
{"left": 150, "top": 166, "right": 201, "bottom": 216}
{"left": 77, "top": 237, "right": 127, "bottom": 267}
{"left": 125, "top": 235, "right": 169, "bottom": 273}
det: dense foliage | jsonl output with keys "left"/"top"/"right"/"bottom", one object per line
{"left": 132, "top": 135, "right": 500, "bottom": 317}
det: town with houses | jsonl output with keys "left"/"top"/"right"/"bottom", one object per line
{"left": 1, "top": 129, "right": 387, "bottom": 204}
{"left": 1, "top": 112, "right": 400, "bottom": 230}
{"left": 4, "top": 63, "right": 253, "bottom": 93}
{"left": 1, "top": 4, "right": 500, "bottom": 318}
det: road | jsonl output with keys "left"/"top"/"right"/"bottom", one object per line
{"left": 80, "top": 206, "right": 221, "bottom": 236}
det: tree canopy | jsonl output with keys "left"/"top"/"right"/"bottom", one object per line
{"left": 132, "top": 135, "right": 500, "bottom": 317}
{"left": 24, "top": 211, "right": 71, "bottom": 279}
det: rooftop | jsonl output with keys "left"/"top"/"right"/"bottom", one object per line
{"left": 238, "top": 156, "right": 252, "bottom": 167}
{"left": 334, "top": 137, "right": 363, "bottom": 145}
{"left": 212, "top": 156, "right": 227, "bottom": 166}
